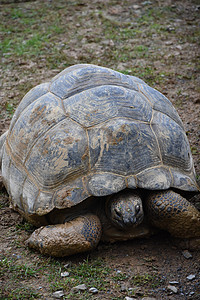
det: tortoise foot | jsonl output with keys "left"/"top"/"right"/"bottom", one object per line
{"left": 146, "top": 190, "right": 200, "bottom": 238}
{"left": 27, "top": 214, "right": 102, "bottom": 257}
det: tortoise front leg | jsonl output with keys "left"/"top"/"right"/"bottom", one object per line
{"left": 146, "top": 190, "right": 200, "bottom": 239}
{"left": 27, "top": 214, "right": 102, "bottom": 257}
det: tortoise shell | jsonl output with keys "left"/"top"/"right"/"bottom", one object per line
{"left": 1, "top": 64, "right": 198, "bottom": 217}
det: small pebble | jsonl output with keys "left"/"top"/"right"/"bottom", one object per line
{"left": 125, "top": 297, "right": 135, "bottom": 300}
{"left": 186, "top": 274, "right": 196, "bottom": 281}
{"left": 169, "top": 281, "right": 179, "bottom": 285}
{"left": 52, "top": 290, "right": 64, "bottom": 299}
{"left": 89, "top": 287, "right": 98, "bottom": 294}
{"left": 167, "top": 285, "right": 178, "bottom": 293}
{"left": 182, "top": 250, "right": 192, "bottom": 259}
{"left": 116, "top": 270, "right": 121, "bottom": 274}
{"left": 61, "top": 271, "right": 69, "bottom": 277}
{"left": 72, "top": 284, "right": 87, "bottom": 291}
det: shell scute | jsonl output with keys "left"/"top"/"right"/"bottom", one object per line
{"left": 87, "top": 173, "right": 126, "bottom": 196}
{"left": 50, "top": 64, "right": 141, "bottom": 100}
{"left": 88, "top": 119, "right": 161, "bottom": 175}
{"left": 9, "top": 82, "right": 50, "bottom": 133}
{"left": 152, "top": 112, "right": 192, "bottom": 172}
{"left": 136, "top": 166, "right": 172, "bottom": 190}
{"left": 63, "top": 85, "right": 152, "bottom": 127}
{"left": 25, "top": 118, "right": 89, "bottom": 188}
{"left": 139, "top": 83, "right": 183, "bottom": 128}
{"left": 8, "top": 92, "right": 66, "bottom": 164}
{"left": 9, "top": 161, "right": 27, "bottom": 211}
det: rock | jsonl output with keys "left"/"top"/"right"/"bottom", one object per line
{"left": 125, "top": 297, "right": 135, "bottom": 300}
{"left": 167, "top": 285, "right": 178, "bottom": 293}
{"left": 169, "top": 281, "right": 179, "bottom": 285}
{"left": 72, "top": 284, "right": 87, "bottom": 292}
{"left": 182, "top": 250, "right": 192, "bottom": 259}
{"left": 60, "top": 271, "right": 69, "bottom": 277}
{"left": 186, "top": 274, "right": 196, "bottom": 281}
{"left": 89, "top": 287, "right": 98, "bottom": 294}
{"left": 52, "top": 290, "right": 64, "bottom": 299}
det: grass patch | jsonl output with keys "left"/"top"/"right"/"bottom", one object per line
{"left": 47, "top": 257, "right": 111, "bottom": 294}
{"left": 131, "top": 273, "right": 162, "bottom": 288}
{"left": 0, "top": 256, "right": 43, "bottom": 299}
{"left": 0, "top": 257, "right": 38, "bottom": 280}
{"left": 15, "top": 221, "right": 35, "bottom": 233}
{"left": 0, "top": 287, "right": 40, "bottom": 300}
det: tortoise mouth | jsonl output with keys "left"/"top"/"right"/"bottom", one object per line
{"left": 112, "top": 213, "right": 144, "bottom": 230}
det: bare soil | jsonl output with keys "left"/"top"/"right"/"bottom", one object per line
{"left": 0, "top": 0, "right": 199, "bottom": 299}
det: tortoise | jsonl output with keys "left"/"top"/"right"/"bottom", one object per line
{"left": 0, "top": 64, "right": 199, "bottom": 257}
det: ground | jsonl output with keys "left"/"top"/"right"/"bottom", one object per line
{"left": 0, "top": 0, "right": 200, "bottom": 299}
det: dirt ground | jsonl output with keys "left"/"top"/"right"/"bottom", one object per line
{"left": 0, "top": 0, "right": 200, "bottom": 299}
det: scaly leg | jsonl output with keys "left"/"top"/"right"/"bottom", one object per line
{"left": 27, "top": 214, "right": 102, "bottom": 257}
{"left": 146, "top": 190, "right": 200, "bottom": 239}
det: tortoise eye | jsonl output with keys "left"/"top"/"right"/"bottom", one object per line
{"left": 135, "top": 205, "right": 140, "bottom": 213}
{"left": 114, "top": 208, "right": 121, "bottom": 218}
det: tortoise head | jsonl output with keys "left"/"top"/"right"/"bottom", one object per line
{"left": 105, "top": 190, "right": 144, "bottom": 230}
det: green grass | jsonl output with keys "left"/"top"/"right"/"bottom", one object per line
{"left": 0, "top": 257, "right": 38, "bottom": 279}
{"left": 0, "top": 257, "right": 41, "bottom": 299}
{"left": 131, "top": 273, "right": 162, "bottom": 288}
{"left": 0, "top": 287, "right": 40, "bottom": 300}
{"left": 47, "top": 257, "right": 111, "bottom": 294}
{"left": 15, "top": 221, "right": 35, "bottom": 233}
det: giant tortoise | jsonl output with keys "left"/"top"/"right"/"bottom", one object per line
{"left": 0, "top": 64, "right": 199, "bottom": 257}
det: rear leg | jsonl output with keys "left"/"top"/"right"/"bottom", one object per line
{"left": 145, "top": 190, "right": 200, "bottom": 241}
{"left": 27, "top": 214, "right": 102, "bottom": 257}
